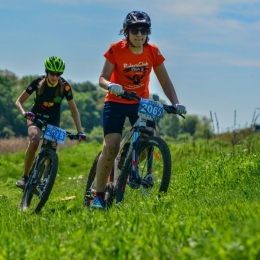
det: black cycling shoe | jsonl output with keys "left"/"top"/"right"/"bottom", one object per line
{"left": 16, "top": 175, "right": 29, "bottom": 190}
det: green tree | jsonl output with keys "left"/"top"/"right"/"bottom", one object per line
{"left": 88, "top": 126, "right": 104, "bottom": 143}
{"left": 180, "top": 114, "right": 199, "bottom": 136}
{"left": 60, "top": 110, "right": 75, "bottom": 129}
{"left": 158, "top": 114, "right": 180, "bottom": 138}
{"left": 19, "top": 75, "right": 39, "bottom": 89}
{"left": 69, "top": 82, "right": 105, "bottom": 134}
{"left": 0, "top": 72, "right": 19, "bottom": 137}
{"left": 0, "top": 70, "right": 216, "bottom": 141}
{"left": 193, "top": 116, "right": 213, "bottom": 140}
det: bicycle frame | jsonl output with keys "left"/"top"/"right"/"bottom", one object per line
{"left": 84, "top": 90, "right": 185, "bottom": 208}
{"left": 113, "top": 114, "right": 155, "bottom": 187}
{"left": 113, "top": 91, "right": 184, "bottom": 189}
{"left": 20, "top": 118, "right": 79, "bottom": 213}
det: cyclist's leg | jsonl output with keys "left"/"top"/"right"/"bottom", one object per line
{"left": 95, "top": 133, "right": 121, "bottom": 192}
{"left": 24, "top": 123, "right": 41, "bottom": 176}
{"left": 92, "top": 102, "right": 125, "bottom": 208}
{"left": 92, "top": 133, "right": 121, "bottom": 208}
{"left": 16, "top": 121, "right": 41, "bottom": 189}
{"left": 16, "top": 120, "right": 41, "bottom": 189}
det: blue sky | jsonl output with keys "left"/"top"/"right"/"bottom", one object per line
{"left": 0, "top": 0, "right": 259, "bottom": 132}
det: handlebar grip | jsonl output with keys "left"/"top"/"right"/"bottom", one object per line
{"left": 164, "top": 105, "right": 185, "bottom": 118}
{"left": 163, "top": 105, "right": 177, "bottom": 114}
{"left": 67, "top": 134, "right": 78, "bottom": 140}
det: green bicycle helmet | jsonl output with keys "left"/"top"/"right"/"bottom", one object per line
{"left": 44, "top": 56, "right": 65, "bottom": 73}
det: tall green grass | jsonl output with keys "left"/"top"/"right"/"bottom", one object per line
{"left": 1, "top": 137, "right": 260, "bottom": 259}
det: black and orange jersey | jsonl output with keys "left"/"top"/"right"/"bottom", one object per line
{"left": 26, "top": 76, "right": 73, "bottom": 115}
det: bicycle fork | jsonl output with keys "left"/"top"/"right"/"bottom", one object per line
{"left": 128, "top": 130, "right": 154, "bottom": 189}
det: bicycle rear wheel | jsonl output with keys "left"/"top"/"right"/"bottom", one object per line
{"left": 116, "top": 136, "right": 172, "bottom": 204}
{"left": 20, "top": 150, "right": 58, "bottom": 213}
{"left": 84, "top": 152, "right": 100, "bottom": 207}
{"left": 84, "top": 151, "right": 116, "bottom": 208}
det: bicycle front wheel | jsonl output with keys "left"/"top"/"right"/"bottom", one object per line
{"left": 20, "top": 150, "right": 58, "bottom": 213}
{"left": 116, "top": 136, "right": 172, "bottom": 204}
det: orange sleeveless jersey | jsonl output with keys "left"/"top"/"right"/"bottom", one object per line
{"left": 104, "top": 40, "right": 165, "bottom": 104}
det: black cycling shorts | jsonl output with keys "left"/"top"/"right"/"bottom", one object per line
{"left": 103, "top": 102, "right": 155, "bottom": 137}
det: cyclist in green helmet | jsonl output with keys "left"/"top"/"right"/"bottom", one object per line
{"left": 15, "top": 56, "right": 86, "bottom": 189}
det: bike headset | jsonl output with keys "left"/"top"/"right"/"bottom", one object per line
{"left": 119, "top": 11, "right": 152, "bottom": 46}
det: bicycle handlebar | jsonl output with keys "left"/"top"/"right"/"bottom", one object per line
{"left": 118, "top": 90, "right": 185, "bottom": 119}
{"left": 27, "top": 117, "right": 80, "bottom": 140}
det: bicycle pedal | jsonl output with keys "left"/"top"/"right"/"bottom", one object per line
{"left": 104, "top": 182, "right": 115, "bottom": 208}
{"left": 141, "top": 181, "right": 153, "bottom": 189}
{"left": 128, "top": 181, "right": 141, "bottom": 189}
{"left": 141, "top": 174, "right": 154, "bottom": 188}
{"left": 85, "top": 192, "right": 94, "bottom": 200}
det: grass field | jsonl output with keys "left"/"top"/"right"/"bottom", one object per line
{"left": 1, "top": 134, "right": 260, "bottom": 259}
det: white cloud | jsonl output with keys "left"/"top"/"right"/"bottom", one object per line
{"left": 227, "top": 59, "right": 260, "bottom": 67}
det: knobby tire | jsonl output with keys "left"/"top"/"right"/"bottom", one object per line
{"left": 20, "top": 150, "right": 58, "bottom": 213}
{"left": 116, "top": 136, "right": 172, "bottom": 203}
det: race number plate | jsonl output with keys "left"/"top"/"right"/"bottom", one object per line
{"left": 138, "top": 98, "right": 164, "bottom": 120}
{"left": 44, "top": 125, "right": 66, "bottom": 144}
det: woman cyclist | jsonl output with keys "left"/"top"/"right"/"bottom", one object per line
{"left": 15, "top": 56, "right": 86, "bottom": 189}
{"left": 91, "top": 11, "right": 187, "bottom": 209}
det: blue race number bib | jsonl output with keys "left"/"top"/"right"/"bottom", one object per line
{"left": 44, "top": 125, "right": 66, "bottom": 144}
{"left": 138, "top": 98, "right": 164, "bottom": 120}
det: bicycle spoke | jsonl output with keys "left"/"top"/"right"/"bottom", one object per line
{"left": 20, "top": 151, "right": 58, "bottom": 213}
{"left": 116, "top": 136, "right": 171, "bottom": 204}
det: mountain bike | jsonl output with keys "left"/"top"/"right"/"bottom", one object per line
{"left": 84, "top": 91, "right": 185, "bottom": 209}
{"left": 20, "top": 119, "right": 79, "bottom": 214}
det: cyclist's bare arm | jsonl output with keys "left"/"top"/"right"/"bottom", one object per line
{"left": 67, "top": 99, "right": 84, "bottom": 133}
{"left": 15, "top": 90, "right": 31, "bottom": 115}
{"left": 153, "top": 63, "right": 179, "bottom": 105}
{"left": 99, "top": 59, "right": 115, "bottom": 90}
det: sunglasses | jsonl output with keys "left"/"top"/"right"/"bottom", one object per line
{"left": 48, "top": 71, "right": 62, "bottom": 77}
{"left": 129, "top": 27, "right": 148, "bottom": 35}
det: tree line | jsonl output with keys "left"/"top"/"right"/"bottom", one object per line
{"left": 0, "top": 69, "right": 213, "bottom": 142}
